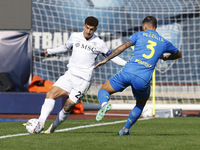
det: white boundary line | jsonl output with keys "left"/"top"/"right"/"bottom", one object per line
{"left": 84, "top": 113, "right": 129, "bottom": 116}
{"left": 0, "top": 118, "right": 151, "bottom": 139}
{"left": 55, "top": 120, "right": 127, "bottom": 133}
{"left": 0, "top": 133, "right": 29, "bottom": 139}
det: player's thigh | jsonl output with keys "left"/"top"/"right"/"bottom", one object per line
{"left": 69, "top": 77, "right": 91, "bottom": 104}
{"left": 53, "top": 72, "right": 73, "bottom": 92}
{"left": 47, "top": 73, "right": 72, "bottom": 99}
{"left": 131, "top": 75, "right": 150, "bottom": 103}
{"left": 46, "top": 86, "right": 69, "bottom": 99}
{"left": 109, "top": 71, "right": 130, "bottom": 93}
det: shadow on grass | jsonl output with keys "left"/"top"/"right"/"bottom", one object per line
{"left": 55, "top": 131, "right": 190, "bottom": 137}
{"left": 58, "top": 131, "right": 115, "bottom": 134}
{"left": 133, "top": 133, "right": 189, "bottom": 136}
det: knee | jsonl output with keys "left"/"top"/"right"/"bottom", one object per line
{"left": 46, "top": 87, "right": 59, "bottom": 99}
{"left": 136, "top": 97, "right": 149, "bottom": 106}
{"left": 46, "top": 90, "right": 54, "bottom": 99}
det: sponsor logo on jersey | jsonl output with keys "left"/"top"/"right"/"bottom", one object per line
{"left": 75, "top": 43, "right": 96, "bottom": 52}
{"left": 156, "top": 23, "right": 182, "bottom": 73}
{"left": 135, "top": 59, "right": 152, "bottom": 68}
{"left": 75, "top": 43, "right": 80, "bottom": 47}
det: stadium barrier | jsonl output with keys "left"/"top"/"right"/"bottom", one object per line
{"left": 0, "top": 93, "right": 63, "bottom": 114}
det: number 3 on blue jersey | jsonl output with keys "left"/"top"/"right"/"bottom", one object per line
{"left": 142, "top": 40, "right": 157, "bottom": 59}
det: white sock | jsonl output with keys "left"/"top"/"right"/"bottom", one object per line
{"left": 38, "top": 98, "right": 55, "bottom": 124}
{"left": 52, "top": 109, "right": 70, "bottom": 129}
{"left": 101, "top": 102, "right": 108, "bottom": 108}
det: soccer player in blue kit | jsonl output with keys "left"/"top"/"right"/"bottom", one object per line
{"left": 94, "top": 16, "right": 182, "bottom": 135}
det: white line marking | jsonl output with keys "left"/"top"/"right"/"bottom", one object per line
{"left": 55, "top": 120, "right": 127, "bottom": 133}
{"left": 84, "top": 113, "right": 129, "bottom": 116}
{"left": 0, "top": 133, "right": 29, "bottom": 139}
{"left": 0, "top": 118, "right": 151, "bottom": 139}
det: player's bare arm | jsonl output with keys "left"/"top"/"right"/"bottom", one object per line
{"left": 160, "top": 50, "right": 182, "bottom": 61}
{"left": 107, "top": 40, "right": 133, "bottom": 60}
{"left": 94, "top": 40, "right": 133, "bottom": 69}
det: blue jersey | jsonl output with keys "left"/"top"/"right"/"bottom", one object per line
{"left": 123, "top": 30, "right": 178, "bottom": 83}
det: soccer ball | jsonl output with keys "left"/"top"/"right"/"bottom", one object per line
{"left": 142, "top": 108, "right": 153, "bottom": 118}
{"left": 26, "top": 118, "right": 43, "bottom": 134}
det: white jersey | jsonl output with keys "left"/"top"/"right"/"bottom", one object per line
{"left": 47, "top": 32, "right": 126, "bottom": 81}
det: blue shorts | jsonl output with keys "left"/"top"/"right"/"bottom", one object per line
{"left": 109, "top": 71, "right": 150, "bottom": 100}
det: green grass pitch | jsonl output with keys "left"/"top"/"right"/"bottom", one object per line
{"left": 0, "top": 117, "right": 200, "bottom": 150}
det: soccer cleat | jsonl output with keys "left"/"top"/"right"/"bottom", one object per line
{"left": 44, "top": 124, "right": 55, "bottom": 134}
{"left": 96, "top": 103, "right": 112, "bottom": 121}
{"left": 118, "top": 127, "right": 130, "bottom": 136}
{"left": 33, "top": 121, "right": 44, "bottom": 134}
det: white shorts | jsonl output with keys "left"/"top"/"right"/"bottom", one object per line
{"left": 53, "top": 71, "right": 91, "bottom": 104}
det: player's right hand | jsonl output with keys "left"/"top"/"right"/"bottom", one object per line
{"left": 94, "top": 59, "right": 107, "bottom": 69}
{"left": 45, "top": 50, "right": 49, "bottom": 56}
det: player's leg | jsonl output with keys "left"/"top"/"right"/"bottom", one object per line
{"left": 45, "top": 76, "right": 91, "bottom": 133}
{"left": 118, "top": 75, "right": 150, "bottom": 135}
{"left": 45, "top": 98, "right": 75, "bottom": 134}
{"left": 38, "top": 86, "right": 69, "bottom": 125}
{"left": 118, "top": 97, "right": 148, "bottom": 135}
{"left": 96, "top": 80, "right": 116, "bottom": 121}
{"left": 98, "top": 71, "right": 128, "bottom": 107}
{"left": 38, "top": 73, "right": 71, "bottom": 127}
{"left": 96, "top": 72, "right": 128, "bottom": 121}
{"left": 98, "top": 80, "right": 116, "bottom": 107}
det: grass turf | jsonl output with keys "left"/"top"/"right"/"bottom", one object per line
{"left": 0, "top": 117, "right": 200, "bottom": 150}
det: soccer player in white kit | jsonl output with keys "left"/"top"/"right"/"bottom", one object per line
{"left": 36, "top": 16, "right": 127, "bottom": 133}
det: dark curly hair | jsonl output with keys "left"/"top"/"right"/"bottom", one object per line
{"left": 85, "top": 16, "right": 99, "bottom": 27}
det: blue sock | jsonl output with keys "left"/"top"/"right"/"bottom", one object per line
{"left": 98, "top": 89, "right": 110, "bottom": 105}
{"left": 124, "top": 103, "right": 145, "bottom": 129}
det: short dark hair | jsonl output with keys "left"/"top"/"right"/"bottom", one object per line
{"left": 85, "top": 16, "right": 99, "bottom": 27}
{"left": 142, "top": 16, "right": 157, "bottom": 28}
